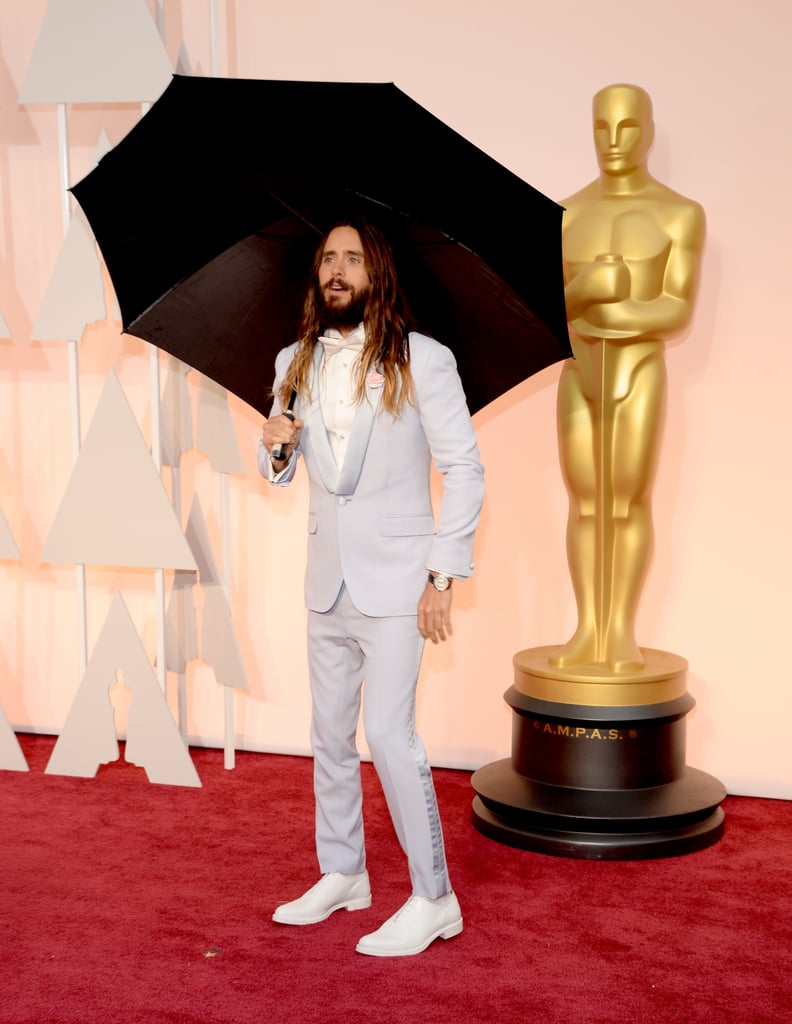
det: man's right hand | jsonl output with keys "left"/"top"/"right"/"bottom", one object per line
{"left": 261, "top": 413, "right": 304, "bottom": 461}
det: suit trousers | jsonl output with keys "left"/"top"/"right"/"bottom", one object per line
{"left": 307, "top": 584, "right": 451, "bottom": 900}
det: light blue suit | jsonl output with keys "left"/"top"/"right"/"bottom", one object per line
{"left": 259, "top": 332, "right": 484, "bottom": 898}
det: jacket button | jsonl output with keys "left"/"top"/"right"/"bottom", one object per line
{"left": 337, "top": 496, "right": 348, "bottom": 506}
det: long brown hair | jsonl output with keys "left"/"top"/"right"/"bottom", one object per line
{"left": 278, "top": 217, "right": 415, "bottom": 416}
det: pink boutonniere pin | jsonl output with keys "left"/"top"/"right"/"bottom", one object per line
{"left": 366, "top": 370, "right": 385, "bottom": 389}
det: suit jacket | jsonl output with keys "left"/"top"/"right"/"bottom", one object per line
{"left": 259, "top": 332, "right": 485, "bottom": 617}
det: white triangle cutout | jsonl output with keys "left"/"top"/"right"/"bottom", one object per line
{"left": 201, "top": 584, "right": 250, "bottom": 692}
{"left": 19, "top": 0, "right": 172, "bottom": 105}
{"left": 46, "top": 592, "right": 201, "bottom": 786}
{"left": 41, "top": 370, "right": 198, "bottom": 569}
{"left": 30, "top": 207, "right": 106, "bottom": 341}
{"left": 184, "top": 495, "right": 221, "bottom": 586}
{"left": 0, "top": 509, "right": 21, "bottom": 561}
{"left": 93, "top": 130, "right": 114, "bottom": 163}
{"left": 196, "top": 375, "right": 245, "bottom": 475}
{"left": 164, "top": 570, "right": 199, "bottom": 673}
{"left": 0, "top": 704, "right": 28, "bottom": 772}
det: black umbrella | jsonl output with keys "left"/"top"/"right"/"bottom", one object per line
{"left": 71, "top": 74, "right": 571, "bottom": 415}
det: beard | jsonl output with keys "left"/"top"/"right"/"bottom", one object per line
{"left": 318, "top": 283, "right": 370, "bottom": 331}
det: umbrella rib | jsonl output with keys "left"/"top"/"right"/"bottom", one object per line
{"left": 268, "top": 194, "right": 324, "bottom": 236}
{"left": 346, "top": 191, "right": 476, "bottom": 256}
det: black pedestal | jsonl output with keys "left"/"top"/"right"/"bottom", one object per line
{"left": 471, "top": 688, "right": 726, "bottom": 859}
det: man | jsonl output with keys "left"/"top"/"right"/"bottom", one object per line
{"left": 259, "top": 218, "right": 484, "bottom": 957}
{"left": 553, "top": 84, "right": 705, "bottom": 673}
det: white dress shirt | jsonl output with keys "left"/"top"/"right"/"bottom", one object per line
{"left": 267, "top": 324, "right": 365, "bottom": 481}
{"left": 317, "top": 324, "right": 366, "bottom": 469}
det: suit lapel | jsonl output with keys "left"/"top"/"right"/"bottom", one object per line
{"left": 305, "top": 344, "right": 340, "bottom": 494}
{"left": 307, "top": 343, "right": 383, "bottom": 496}
{"left": 336, "top": 376, "right": 382, "bottom": 496}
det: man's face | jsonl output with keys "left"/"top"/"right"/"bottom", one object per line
{"left": 593, "top": 86, "right": 653, "bottom": 176}
{"left": 317, "top": 225, "right": 371, "bottom": 328}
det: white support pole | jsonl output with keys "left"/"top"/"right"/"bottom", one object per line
{"left": 154, "top": 567, "right": 167, "bottom": 691}
{"left": 149, "top": 5, "right": 190, "bottom": 720}
{"left": 171, "top": 465, "right": 189, "bottom": 741}
{"left": 221, "top": 471, "right": 235, "bottom": 768}
{"left": 221, "top": 474, "right": 231, "bottom": 602}
{"left": 223, "top": 684, "right": 235, "bottom": 768}
{"left": 67, "top": 340, "right": 87, "bottom": 676}
{"left": 56, "top": 104, "right": 71, "bottom": 234}
{"left": 150, "top": 346, "right": 167, "bottom": 692}
{"left": 66, "top": 340, "right": 81, "bottom": 463}
{"left": 208, "top": 0, "right": 237, "bottom": 770}
{"left": 58, "top": 102, "right": 88, "bottom": 678}
{"left": 139, "top": 92, "right": 167, "bottom": 694}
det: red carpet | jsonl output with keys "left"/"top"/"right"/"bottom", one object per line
{"left": 2, "top": 735, "right": 790, "bottom": 1024}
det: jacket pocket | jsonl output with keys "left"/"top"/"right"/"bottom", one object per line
{"left": 378, "top": 514, "right": 436, "bottom": 537}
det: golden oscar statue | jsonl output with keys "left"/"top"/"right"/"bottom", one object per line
{"left": 472, "top": 85, "right": 725, "bottom": 857}
{"left": 553, "top": 82, "right": 704, "bottom": 677}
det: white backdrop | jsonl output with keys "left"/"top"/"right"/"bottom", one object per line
{"left": 1, "top": 0, "right": 790, "bottom": 798}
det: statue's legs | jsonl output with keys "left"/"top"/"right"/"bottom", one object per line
{"left": 551, "top": 358, "right": 598, "bottom": 666}
{"left": 603, "top": 354, "right": 665, "bottom": 671}
{"left": 553, "top": 346, "right": 666, "bottom": 672}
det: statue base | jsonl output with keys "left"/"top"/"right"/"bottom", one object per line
{"left": 471, "top": 646, "right": 726, "bottom": 859}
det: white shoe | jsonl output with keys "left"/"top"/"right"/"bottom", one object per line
{"left": 355, "top": 892, "right": 463, "bottom": 957}
{"left": 272, "top": 872, "right": 371, "bottom": 925}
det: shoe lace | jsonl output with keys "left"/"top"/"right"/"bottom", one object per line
{"left": 391, "top": 896, "right": 424, "bottom": 923}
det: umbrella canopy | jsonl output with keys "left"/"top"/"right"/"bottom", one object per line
{"left": 71, "top": 74, "right": 571, "bottom": 415}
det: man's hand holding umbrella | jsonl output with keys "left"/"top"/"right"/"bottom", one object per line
{"left": 262, "top": 412, "right": 303, "bottom": 470}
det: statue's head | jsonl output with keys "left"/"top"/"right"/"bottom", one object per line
{"left": 592, "top": 84, "right": 654, "bottom": 177}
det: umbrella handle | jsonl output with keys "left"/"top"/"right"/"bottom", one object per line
{"left": 271, "top": 390, "right": 297, "bottom": 461}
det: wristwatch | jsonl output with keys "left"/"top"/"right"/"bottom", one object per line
{"left": 428, "top": 571, "right": 452, "bottom": 592}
